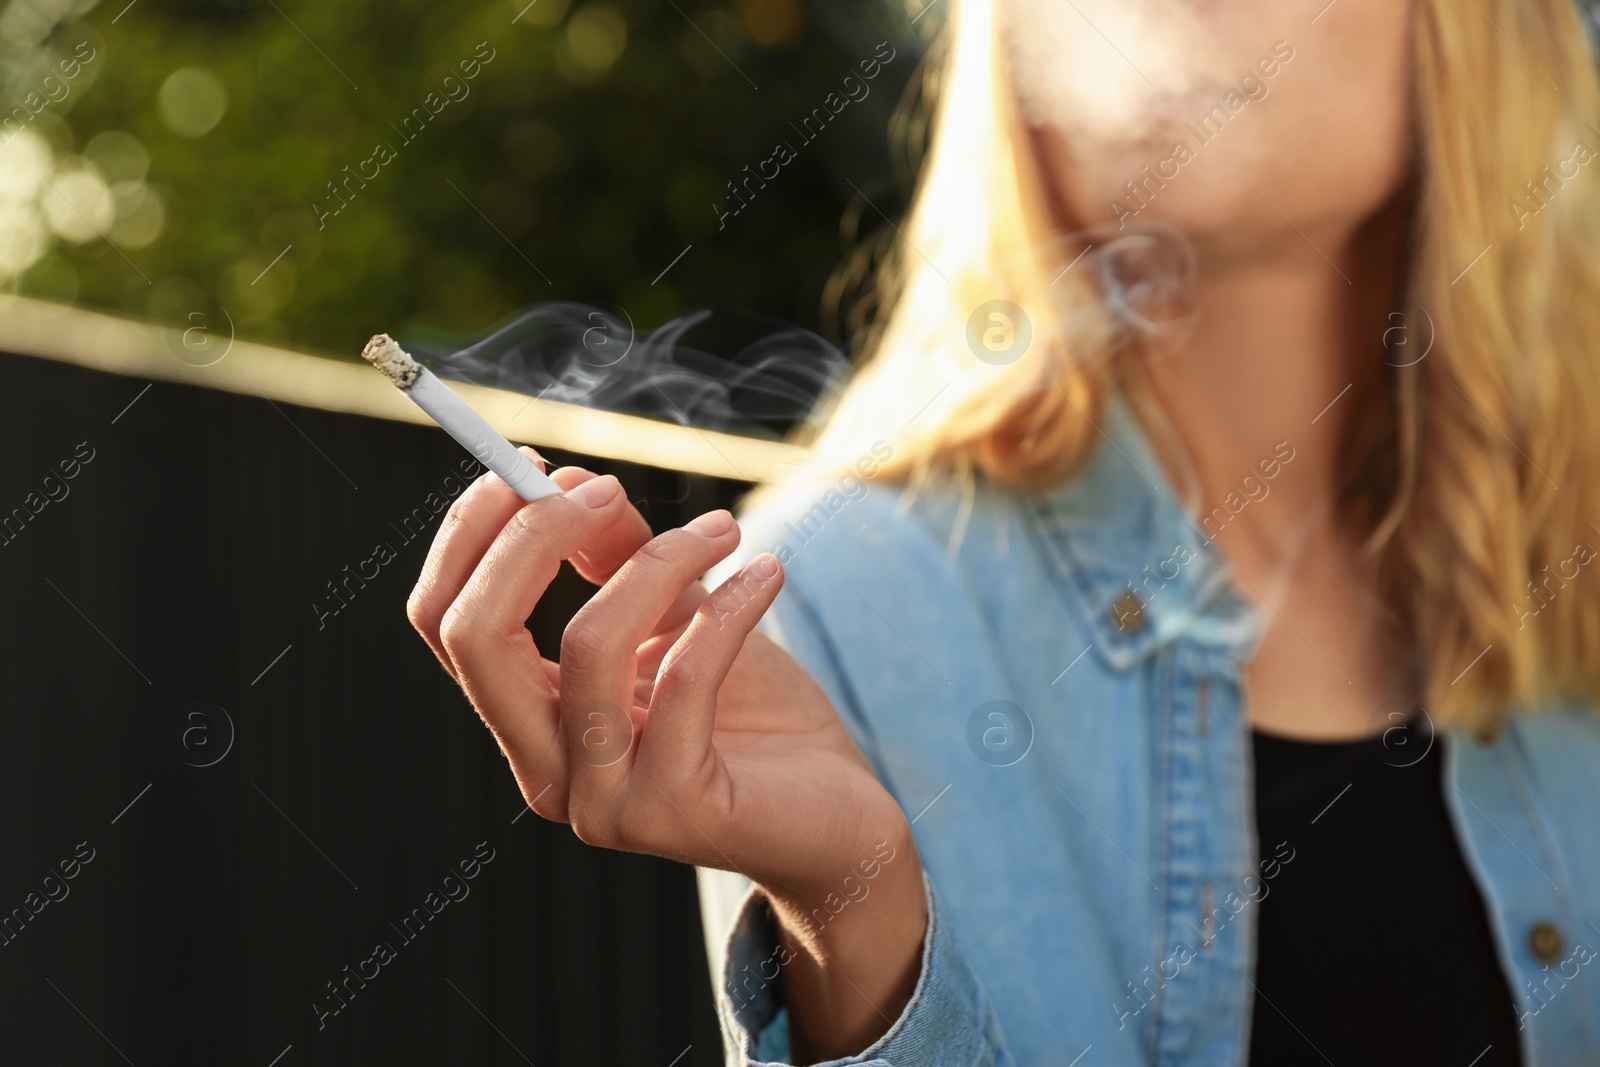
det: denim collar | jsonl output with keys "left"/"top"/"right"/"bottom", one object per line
{"left": 1024, "top": 388, "right": 1265, "bottom": 673}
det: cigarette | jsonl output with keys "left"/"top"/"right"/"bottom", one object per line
{"left": 362, "top": 334, "right": 563, "bottom": 501}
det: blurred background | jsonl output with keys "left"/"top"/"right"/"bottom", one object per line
{"left": 0, "top": 0, "right": 928, "bottom": 1062}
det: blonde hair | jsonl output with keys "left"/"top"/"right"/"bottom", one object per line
{"left": 751, "top": 0, "right": 1600, "bottom": 734}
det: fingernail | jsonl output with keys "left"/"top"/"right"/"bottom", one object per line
{"left": 684, "top": 510, "right": 734, "bottom": 537}
{"left": 746, "top": 553, "right": 780, "bottom": 580}
{"left": 566, "top": 474, "right": 621, "bottom": 508}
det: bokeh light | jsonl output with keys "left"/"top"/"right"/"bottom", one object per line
{"left": 158, "top": 67, "right": 228, "bottom": 138}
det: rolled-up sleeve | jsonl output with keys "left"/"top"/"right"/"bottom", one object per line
{"left": 699, "top": 867, "right": 1012, "bottom": 1067}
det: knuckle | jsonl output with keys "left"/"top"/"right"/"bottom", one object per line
{"left": 438, "top": 497, "right": 471, "bottom": 536}
{"left": 652, "top": 661, "right": 704, "bottom": 706}
{"left": 635, "top": 532, "right": 691, "bottom": 569}
{"left": 658, "top": 647, "right": 709, "bottom": 689}
{"left": 560, "top": 617, "right": 614, "bottom": 665}
{"left": 567, "top": 807, "right": 618, "bottom": 849}
{"left": 405, "top": 583, "right": 438, "bottom": 633}
{"left": 519, "top": 775, "right": 569, "bottom": 824}
{"left": 567, "top": 815, "right": 598, "bottom": 846}
{"left": 428, "top": 503, "right": 474, "bottom": 555}
{"left": 506, "top": 503, "right": 546, "bottom": 542}
{"left": 701, "top": 581, "right": 756, "bottom": 626}
{"left": 438, "top": 602, "right": 479, "bottom": 657}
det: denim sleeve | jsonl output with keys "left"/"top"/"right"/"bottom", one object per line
{"left": 698, "top": 492, "right": 1012, "bottom": 1064}
{"left": 708, "top": 870, "right": 1012, "bottom": 1067}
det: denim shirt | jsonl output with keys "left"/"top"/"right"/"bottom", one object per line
{"left": 697, "top": 391, "right": 1600, "bottom": 1066}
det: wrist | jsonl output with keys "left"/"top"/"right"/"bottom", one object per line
{"left": 756, "top": 823, "right": 928, "bottom": 1060}
{"left": 762, "top": 826, "right": 922, "bottom": 942}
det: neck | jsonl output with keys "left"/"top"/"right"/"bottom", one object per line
{"left": 1132, "top": 193, "right": 1408, "bottom": 572}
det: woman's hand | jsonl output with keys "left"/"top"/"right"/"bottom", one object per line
{"left": 406, "top": 452, "right": 927, "bottom": 1060}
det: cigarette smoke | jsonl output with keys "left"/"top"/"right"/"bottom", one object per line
{"left": 401, "top": 302, "right": 852, "bottom": 438}
{"left": 998, "top": 0, "right": 1251, "bottom": 147}
{"left": 1083, "top": 221, "right": 1199, "bottom": 344}
{"left": 397, "top": 224, "right": 1196, "bottom": 437}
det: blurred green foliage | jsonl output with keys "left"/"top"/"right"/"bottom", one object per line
{"left": 1, "top": 0, "right": 921, "bottom": 359}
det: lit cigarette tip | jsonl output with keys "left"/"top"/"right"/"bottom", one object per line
{"left": 356, "top": 330, "right": 564, "bottom": 502}
{"left": 362, "top": 333, "right": 422, "bottom": 389}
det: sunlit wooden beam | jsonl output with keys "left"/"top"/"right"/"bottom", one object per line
{"left": 0, "top": 296, "right": 808, "bottom": 483}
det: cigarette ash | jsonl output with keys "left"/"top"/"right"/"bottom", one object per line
{"left": 361, "top": 333, "right": 423, "bottom": 389}
{"left": 397, "top": 303, "right": 852, "bottom": 438}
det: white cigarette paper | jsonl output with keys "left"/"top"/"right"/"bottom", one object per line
{"left": 362, "top": 334, "right": 563, "bottom": 501}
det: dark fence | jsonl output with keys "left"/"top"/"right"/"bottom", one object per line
{"left": 0, "top": 348, "right": 746, "bottom": 1066}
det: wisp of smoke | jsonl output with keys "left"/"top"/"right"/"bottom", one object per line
{"left": 402, "top": 302, "right": 854, "bottom": 439}
{"left": 1087, "top": 221, "right": 1200, "bottom": 346}
{"left": 399, "top": 224, "right": 1191, "bottom": 442}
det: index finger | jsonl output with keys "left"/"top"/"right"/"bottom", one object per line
{"left": 435, "top": 474, "right": 632, "bottom": 803}
{"left": 409, "top": 448, "right": 549, "bottom": 678}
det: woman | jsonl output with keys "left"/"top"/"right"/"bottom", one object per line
{"left": 404, "top": 0, "right": 1600, "bottom": 1062}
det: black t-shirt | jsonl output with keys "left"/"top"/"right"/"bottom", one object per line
{"left": 1247, "top": 719, "right": 1524, "bottom": 1065}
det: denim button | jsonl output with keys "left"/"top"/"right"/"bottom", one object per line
{"left": 1111, "top": 590, "right": 1146, "bottom": 633}
{"left": 1529, "top": 921, "right": 1564, "bottom": 963}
